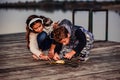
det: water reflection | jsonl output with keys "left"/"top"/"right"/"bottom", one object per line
{"left": 0, "top": 9, "right": 120, "bottom": 42}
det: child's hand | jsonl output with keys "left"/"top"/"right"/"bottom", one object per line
{"left": 53, "top": 53, "right": 60, "bottom": 61}
{"left": 64, "top": 52, "right": 73, "bottom": 59}
{"left": 64, "top": 50, "right": 76, "bottom": 59}
{"left": 39, "top": 54, "right": 50, "bottom": 60}
{"left": 48, "top": 50, "right": 54, "bottom": 58}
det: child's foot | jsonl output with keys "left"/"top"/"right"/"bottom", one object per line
{"left": 78, "top": 54, "right": 89, "bottom": 62}
{"left": 78, "top": 56, "right": 89, "bottom": 62}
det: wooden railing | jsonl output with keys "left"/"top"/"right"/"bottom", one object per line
{"left": 72, "top": 9, "right": 108, "bottom": 41}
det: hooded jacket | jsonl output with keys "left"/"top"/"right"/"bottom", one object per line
{"left": 57, "top": 19, "right": 87, "bottom": 54}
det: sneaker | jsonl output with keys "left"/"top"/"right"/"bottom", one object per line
{"left": 79, "top": 56, "right": 89, "bottom": 62}
{"left": 78, "top": 54, "right": 89, "bottom": 62}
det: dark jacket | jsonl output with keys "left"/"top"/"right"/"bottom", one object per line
{"left": 54, "top": 19, "right": 87, "bottom": 54}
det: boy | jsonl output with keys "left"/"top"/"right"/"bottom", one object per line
{"left": 50, "top": 19, "right": 94, "bottom": 61}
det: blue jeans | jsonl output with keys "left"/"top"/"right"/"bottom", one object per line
{"left": 37, "top": 31, "right": 53, "bottom": 51}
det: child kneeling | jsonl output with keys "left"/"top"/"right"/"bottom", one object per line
{"left": 50, "top": 19, "right": 94, "bottom": 61}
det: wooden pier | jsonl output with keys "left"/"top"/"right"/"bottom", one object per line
{"left": 0, "top": 33, "right": 120, "bottom": 80}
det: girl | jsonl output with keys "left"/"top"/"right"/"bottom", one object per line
{"left": 26, "top": 15, "right": 54, "bottom": 60}
{"left": 51, "top": 19, "right": 94, "bottom": 61}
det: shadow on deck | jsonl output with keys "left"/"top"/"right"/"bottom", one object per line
{"left": 0, "top": 33, "right": 120, "bottom": 80}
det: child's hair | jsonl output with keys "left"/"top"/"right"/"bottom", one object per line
{"left": 53, "top": 26, "right": 69, "bottom": 42}
{"left": 26, "top": 15, "right": 40, "bottom": 49}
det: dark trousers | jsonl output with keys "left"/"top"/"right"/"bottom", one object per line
{"left": 37, "top": 31, "right": 53, "bottom": 51}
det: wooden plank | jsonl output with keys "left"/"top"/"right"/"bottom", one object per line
{"left": 1, "top": 61, "right": 120, "bottom": 80}
{"left": 58, "top": 69, "right": 120, "bottom": 80}
{"left": 0, "top": 33, "right": 120, "bottom": 80}
{"left": 0, "top": 51, "right": 120, "bottom": 79}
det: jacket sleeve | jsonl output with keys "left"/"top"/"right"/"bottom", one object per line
{"left": 72, "top": 29, "right": 86, "bottom": 54}
{"left": 29, "top": 32, "right": 42, "bottom": 57}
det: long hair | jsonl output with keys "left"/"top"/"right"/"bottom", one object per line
{"left": 25, "top": 15, "right": 53, "bottom": 49}
{"left": 26, "top": 15, "right": 40, "bottom": 49}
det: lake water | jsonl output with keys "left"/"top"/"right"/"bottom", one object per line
{"left": 0, "top": 9, "right": 120, "bottom": 42}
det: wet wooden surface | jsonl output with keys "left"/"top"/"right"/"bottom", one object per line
{"left": 0, "top": 33, "right": 120, "bottom": 80}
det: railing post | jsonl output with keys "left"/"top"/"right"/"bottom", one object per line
{"left": 88, "top": 9, "right": 93, "bottom": 33}
{"left": 72, "top": 9, "right": 75, "bottom": 26}
{"left": 105, "top": 10, "right": 108, "bottom": 41}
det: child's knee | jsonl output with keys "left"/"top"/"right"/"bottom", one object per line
{"left": 37, "top": 31, "right": 47, "bottom": 41}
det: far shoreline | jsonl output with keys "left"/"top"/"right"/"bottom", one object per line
{"left": 0, "top": 1, "right": 120, "bottom": 11}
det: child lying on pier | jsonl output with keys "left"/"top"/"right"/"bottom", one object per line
{"left": 49, "top": 19, "right": 94, "bottom": 61}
